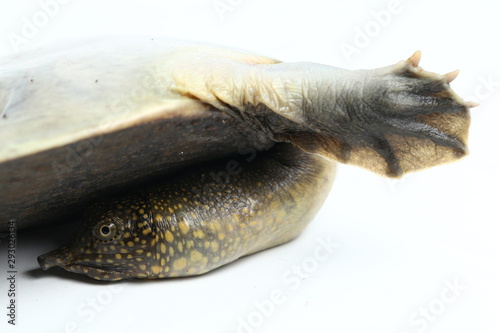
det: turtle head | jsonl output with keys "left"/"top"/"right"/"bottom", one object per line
{"left": 38, "top": 196, "right": 160, "bottom": 281}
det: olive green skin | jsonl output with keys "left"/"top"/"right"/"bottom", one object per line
{"left": 38, "top": 144, "right": 335, "bottom": 280}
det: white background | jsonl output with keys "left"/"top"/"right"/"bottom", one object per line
{"left": 0, "top": 0, "right": 499, "bottom": 332}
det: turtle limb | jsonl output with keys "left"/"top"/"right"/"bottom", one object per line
{"left": 172, "top": 50, "right": 473, "bottom": 178}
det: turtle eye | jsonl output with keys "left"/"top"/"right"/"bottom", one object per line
{"left": 93, "top": 219, "right": 122, "bottom": 243}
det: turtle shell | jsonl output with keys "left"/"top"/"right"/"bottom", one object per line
{"left": 0, "top": 38, "right": 276, "bottom": 230}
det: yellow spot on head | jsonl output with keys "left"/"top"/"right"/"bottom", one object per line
{"left": 151, "top": 266, "right": 162, "bottom": 275}
{"left": 142, "top": 228, "right": 152, "bottom": 235}
{"left": 218, "top": 233, "right": 226, "bottom": 240}
{"left": 115, "top": 254, "right": 122, "bottom": 259}
{"left": 190, "top": 250, "right": 203, "bottom": 262}
{"left": 211, "top": 241, "right": 219, "bottom": 252}
{"left": 160, "top": 243, "right": 167, "bottom": 254}
{"left": 173, "top": 258, "right": 187, "bottom": 270}
{"left": 127, "top": 241, "right": 135, "bottom": 247}
{"left": 201, "top": 256, "right": 208, "bottom": 267}
{"left": 177, "top": 242, "right": 183, "bottom": 252}
{"left": 179, "top": 221, "right": 190, "bottom": 235}
{"left": 194, "top": 230, "right": 205, "bottom": 239}
{"left": 139, "top": 264, "right": 146, "bottom": 271}
{"left": 165, "top": 230, "right": 174, "bottom": 242}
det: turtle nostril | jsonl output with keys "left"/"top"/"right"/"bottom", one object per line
{"left": 37, "top": 253, "right": 53, "bottom": 270}
{"left": 37, "top": 247, "right": 70, "bottom": 270}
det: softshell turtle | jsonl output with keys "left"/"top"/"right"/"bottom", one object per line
{"left": 0, "top": 37, "right": 473, "bottom": 280}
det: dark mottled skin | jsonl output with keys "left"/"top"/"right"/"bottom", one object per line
{"left": 38, "top": 144, "right": 335, "bottom": 280}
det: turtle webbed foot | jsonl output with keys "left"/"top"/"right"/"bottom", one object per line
{"left": 298, "top": 51, "right": 474, "bottom": 178}
{"left": 365, "top": 52, "right": 474, "bottom": 177}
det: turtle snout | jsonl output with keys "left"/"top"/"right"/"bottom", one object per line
{"left": 38, "top": 246, "right": 71, "bottom": 270}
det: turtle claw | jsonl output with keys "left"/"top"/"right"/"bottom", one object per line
{"left": 407, "top": 50, "right": 422, "bottom": 67}
{"left": 466, "top": 101, "right": 480, "bottom": 108}
{"left": 444, "top": 69, "right": 460, "bottom": 83}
